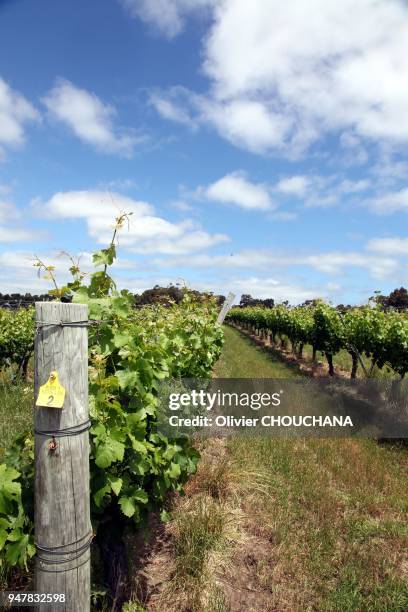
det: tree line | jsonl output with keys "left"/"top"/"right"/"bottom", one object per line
{"left": 238, "top": 287, "right": 408, "bottom": 311}
{"left": 0, "top": 286, "right": 226, "bottom": 310}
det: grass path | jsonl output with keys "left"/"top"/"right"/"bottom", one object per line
{"left": 213, "top": 325, "right": 296, "bottom": 378}
{"left": 135, "top": 325, "right": 408, "bottom": 611}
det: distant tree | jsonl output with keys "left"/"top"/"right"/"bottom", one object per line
{"left": 239, "top": 294, "right": 275, "bottom": 308}
{"left": 262, "top": 298, "right": 275, "bottom": 308}
{"left": 134, "top": 285, "right": 184, "bottom": 307}
{"left": 188, "top": 289, "right": 217, "bottom": 304}
{"left": 336, "top": 303, "right": 352, "bottom": 313}
{"left": 132, "top": 286, "right": 222, "bottom": 308}
{"left": 240, "top": 294, "right": 254, "bottom": 307}
{"left": 371, "top": 287, "right": 408, "bottom": 311}
{"left": 301, "top": 299, "right": 321, "bottom": 308}
{"left": 385, "top": 287, "right": 408, "bottom": 310}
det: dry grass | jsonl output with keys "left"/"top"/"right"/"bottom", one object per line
{"left": 155, "top": 439, "right": 246, "bottom": 611}
{"left": 125, "top": 438, "right": 246, "bottom": 611}
{"left": 125, "top": 436, "right": 407, "bottom": 611}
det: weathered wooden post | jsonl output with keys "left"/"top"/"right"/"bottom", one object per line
{"left": 34, "top": 302, "right": 91, "bottom": 611}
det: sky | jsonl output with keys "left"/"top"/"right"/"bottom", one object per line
{"left": 0, "top": 0, "right": 407, "bottom": 304}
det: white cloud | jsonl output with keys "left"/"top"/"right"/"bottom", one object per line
{"left": 0, "top": 197, "right": 43, "bottom": 243}
{"left": 149, "top": 86, "right": 198, "bottom": 127}
{"left": 304, "top": 193, "right": 339, "bottom": 208}
{"left": 130, "top": 229, "right": 228, "bottom": 255}
{"left": 157, "top": 250, "right": 273, "bottom": 270}
{"left": 34, "top": 189, "right": 153, "bottom": 222}
{"left": 200, "top": 171, "right": 372, "bottom": 213}
{"left": 152, "top": 89, "right": 292, "bottom": 153}
{"left": 150, "top": 0, "right": 408, "bottom": 154}
{"left": 179, "top": 275, "right": 316, "bottom": 304}
{"left": 0, "top": 184, "right": 12, "bottom": 196}
{"left": 339, "top": 132, "right": 369, "bottom": 165}
{"left": 0, "top": 227, "right": 42, "bottom": 243}
{"left": 372, "top": 158, "right": 408, "bottom": 182}
{"left": 0, "top": 200, "right": 20, "bottom": 224}
{"left": 0, "top": 77, "right": 39, "bottom": 158}
{"left": 220, "top": 277, "right": 315, "bottom": 304}
{"left": 0, "top": 244, "right": 399, "bottom": 301}
{"left": 204, "top": 171, "right": 273, "bottom": 210}
{"left": 300, "top": 252, "right": 398, "bottom": 279}
{"left": 34, "top": 190, "right": 228, "bottom": 254}
{"left": 268, "top": 211, "right": 298, "bottom": 221}
{"left": 272, "top": 173, "right": 372, "bottom": 208}
{"left": 150, "top": 90, "right": 197, "bottom": 128}
{"left": 326, "top": 282, "right": 342, "bottom": 292}
{"left": 364, "top": 188, "right": 408, "bottom": 214}
{"left": 157, "top": 247, "right": 399, "bottom": 280}
{"left": 366, "top": 237, "right": 408, "bottom": 256}
{"left": 199, "top": 98, "right": 291, "bottom": 153}
{"left": 337, "top": 179, "right": 371, "bottom": 194}
{"left": 120, "top": 0, "right": 215, "bottom": 38}
{"left": 275, "top": 175, "right": 310, "bottom": 196}
{"left": 43, "top": 79, "right": 138, "bottom": 156}
{"left": 187, "top": 169, "right": 368, "bottom": 215}
{"left": 171, "top": 200, "right": 194, "bottom": 212}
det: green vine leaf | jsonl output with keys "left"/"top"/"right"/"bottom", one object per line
{"left": 109, "top": 477, "right": 123, "bottom": 496}
{"left": 118, "top": 496, "right": 136, "bottom": 518}
{"left": 95, "top": 438, "right": 125, "bottom": 469}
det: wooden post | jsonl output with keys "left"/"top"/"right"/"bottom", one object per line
{"left": 34, "top": 302, "right": 90, "bottom": 612}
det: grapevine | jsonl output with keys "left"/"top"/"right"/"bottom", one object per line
{"left": 0, "top": 216, "right": 224, "bottom": 570}
{"left": 228, "top": 303, "right": 408, "bottom": 379}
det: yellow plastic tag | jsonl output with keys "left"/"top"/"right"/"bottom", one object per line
{"left": 36, "top": 371, "right": 66, "bottom": 409}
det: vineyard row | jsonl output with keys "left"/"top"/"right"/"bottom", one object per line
{"left": 227, "top": 302, "right": 408, "bottom": 379}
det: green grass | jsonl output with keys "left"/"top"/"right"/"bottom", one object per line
{"left": 232, "top": 323, "right": 396, "bottom": 379}
{"left": 213, "top": 325, "right": 297, "bottom": 378}
{"left": 263, "top": 331, "right": 397, "bottom": 379}
{"left": 299, "top": 344, "right": 396, "bottom": 379}
{"left": 0, "top": 375, "right": 33, "bottom": 459}
{"left": 148, "top": 324, "right": 408, "bottom": 611}
{"left": 228, "top": 436, "right": 408, "bottom": 611}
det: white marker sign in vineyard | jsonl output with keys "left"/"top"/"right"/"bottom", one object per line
{"left": 217, "top": 292, "right": 236, "bottom": 324}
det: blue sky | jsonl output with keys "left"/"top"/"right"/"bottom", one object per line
{"left": 0, "top": 0, "right": 407, "bottom": 304}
